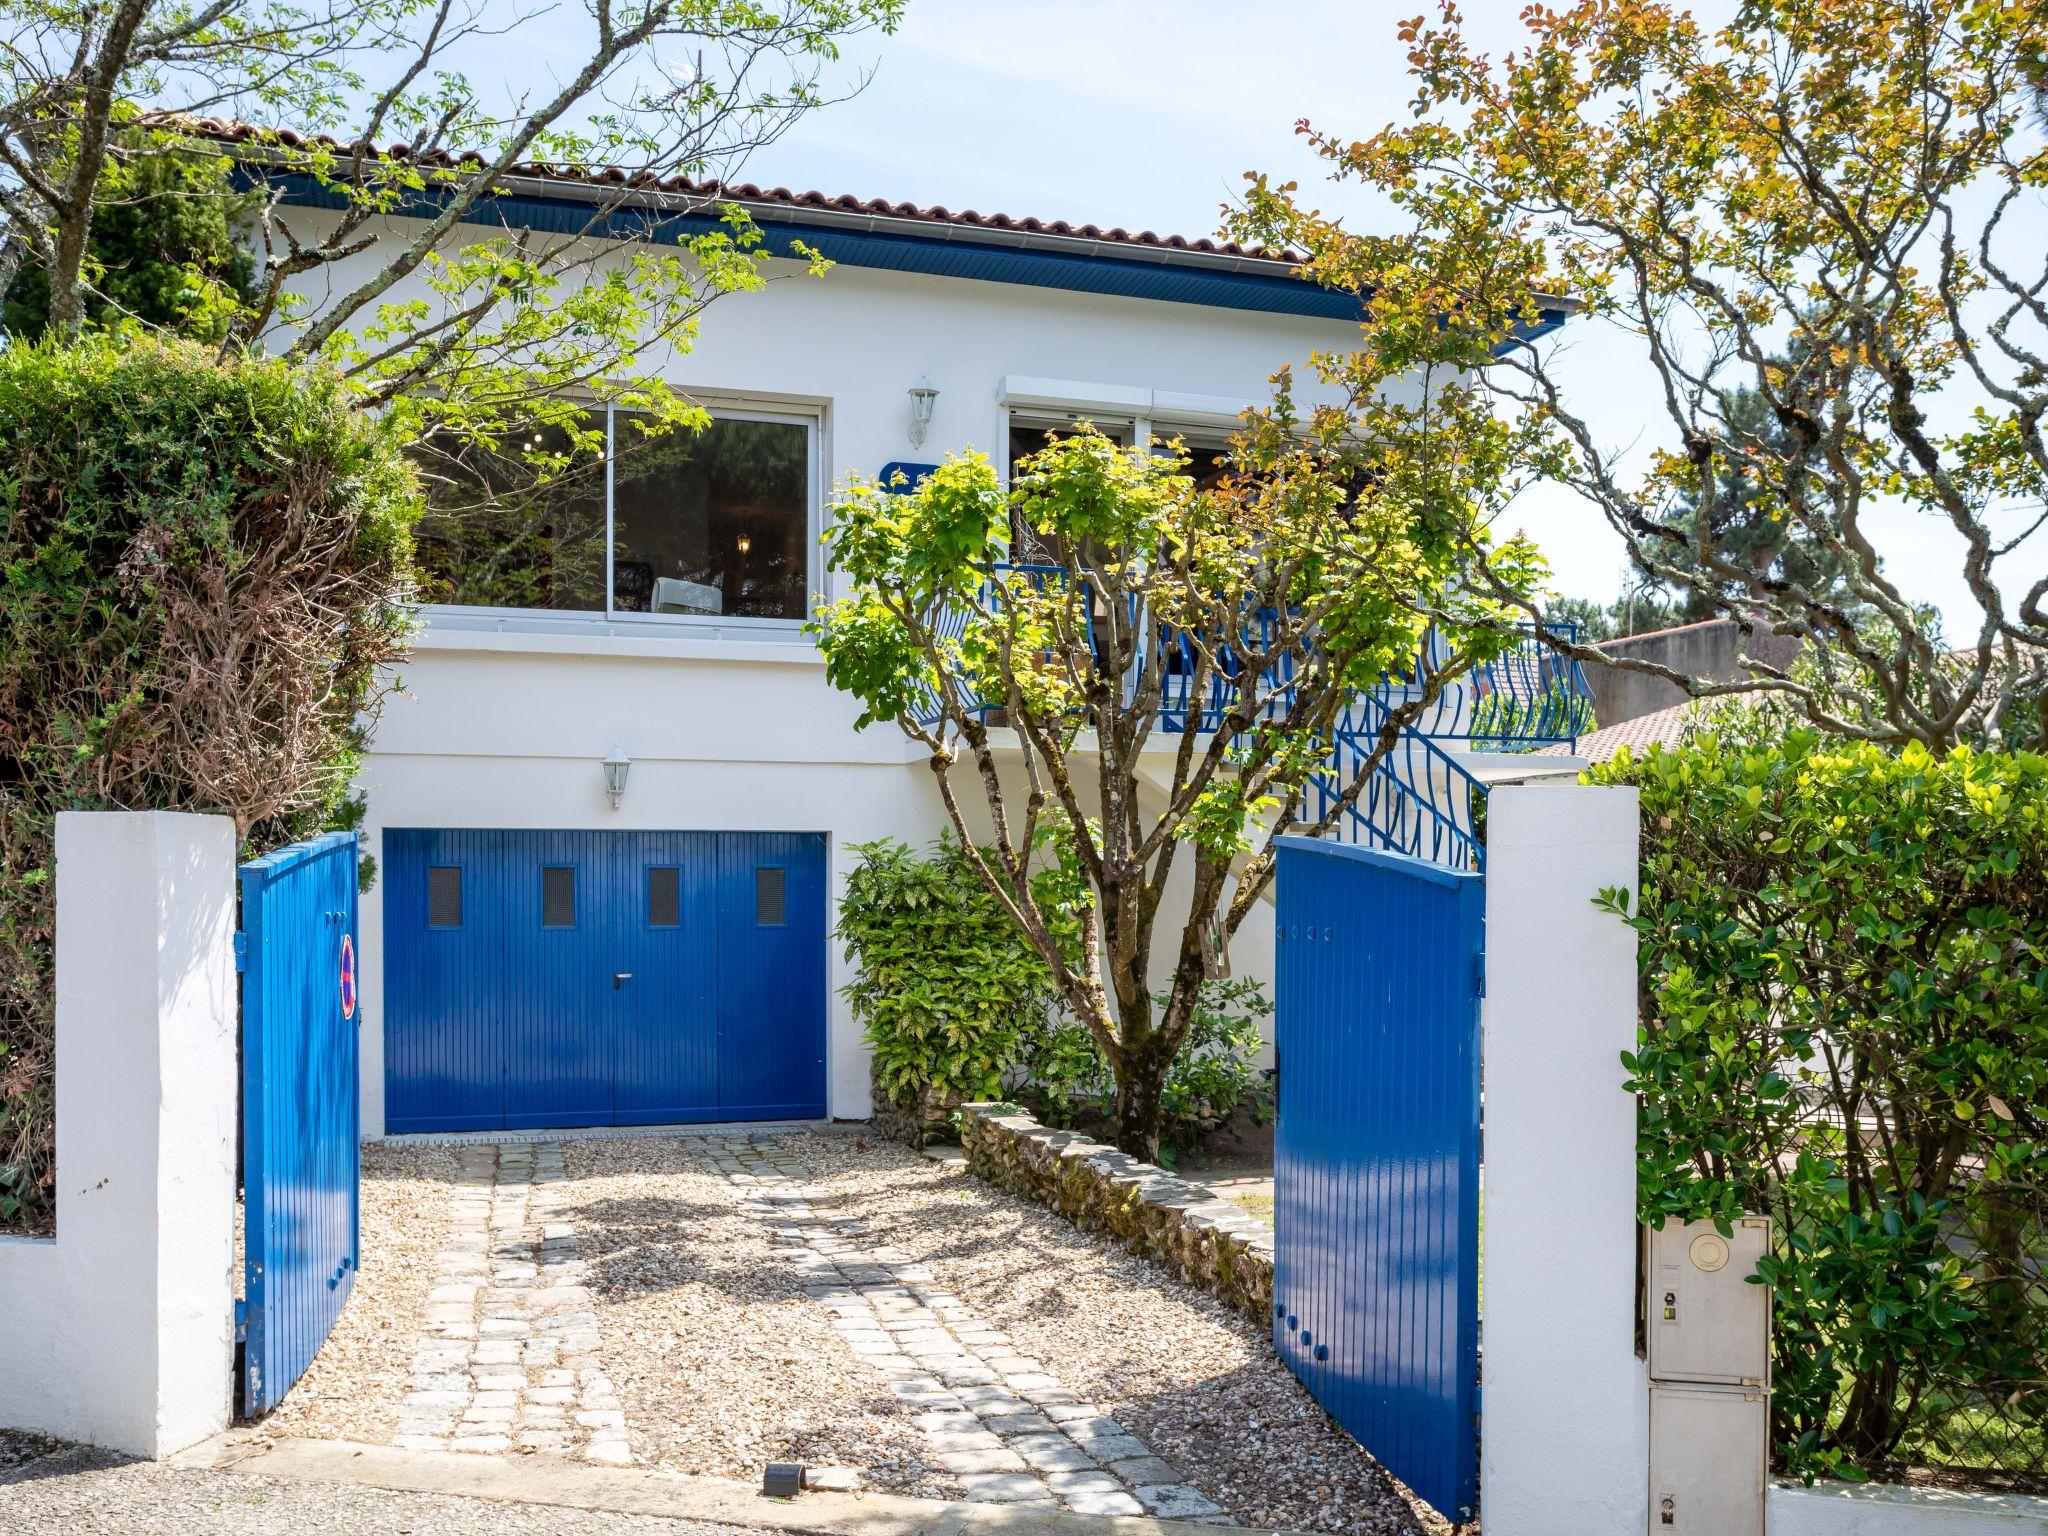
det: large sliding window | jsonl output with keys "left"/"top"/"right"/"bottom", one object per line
{"left": 414, "top": 406, "right": 815, "bottom": 624}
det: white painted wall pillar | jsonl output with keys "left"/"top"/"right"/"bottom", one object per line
{"left": 1482, "top": 784, "right": 1646, "bottom": 1536}
{"left": 0, "top": 811, "right": 238, "bottom": 1457}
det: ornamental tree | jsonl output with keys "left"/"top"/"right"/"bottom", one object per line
{"left": 1234, "top": 0, "right": 2048, "bottom": 751}
{"left": 1, "top": 0, "right": 902, "bottom": 467}
{"left": 814, "top": 407, "right": 1549, "bottom": 1161}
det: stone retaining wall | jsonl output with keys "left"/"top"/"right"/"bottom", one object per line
{"left": 957, "top": 1102, "right": 1274, "bottom": 1326}
{"left": 867, "top": 1063, "right": 963, "bottom": 1150}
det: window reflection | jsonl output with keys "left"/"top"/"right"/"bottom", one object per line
{"left": 408, "top": 409, "right": 812, "bottom": 622}
{"left": 612, "top": 415, "right": 809, "bottom": 621}
{"left": 412, "top": 416, "right": 607, "bottom": 612}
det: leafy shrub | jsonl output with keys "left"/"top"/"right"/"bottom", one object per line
{"left": 0, "top": 336, "right": 419, "bottom": 1233}
{"left": 839, "top": 837, "right": 1064, "bottom": 1110}
{"left": 2, "top": 142, "right": 259, "bottom": 344}
{"left": 1015, "top": 977, "right": 1274, "bottom": 1163}
{"left": 1590, "top": 732, "right": 2048, "bottom": 1483}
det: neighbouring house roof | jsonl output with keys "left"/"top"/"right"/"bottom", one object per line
{"left": 1535, "top": 701, "right": 1699, "bottom": 763}
{"left": 183, "top": 116, "right": 1578, "bottom": 330}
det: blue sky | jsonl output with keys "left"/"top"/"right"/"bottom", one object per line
{"left": 479, "top": 0, "right": 2022, "bottom": 628}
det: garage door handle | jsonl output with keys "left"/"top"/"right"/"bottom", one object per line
{"left": 613, "top": 971, "right": 633, "bottom": 989}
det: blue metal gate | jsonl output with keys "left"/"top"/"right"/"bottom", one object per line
{"left": 383, "top": 829, "right": 828, "bottom": 1134}
{"left": 1272, "top": 836, "right": 1484, "bottom": 1523}
{"left": 239, "top": 830, "right": 361, "bottom": 1415}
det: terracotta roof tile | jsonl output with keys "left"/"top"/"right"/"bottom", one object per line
{"left": 176, "top": 116, "right": 1298, "bottom": 265}
{"left": 1533, "top": 701, "right": 1699, "bottom": 763}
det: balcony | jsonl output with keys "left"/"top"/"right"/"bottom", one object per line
{"left": 916, "top": 568, "right": 1595, "bottom": 869}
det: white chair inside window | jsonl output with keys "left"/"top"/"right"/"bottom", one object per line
{"left": 652, "top": 576, "right": 722, "bottom": 615}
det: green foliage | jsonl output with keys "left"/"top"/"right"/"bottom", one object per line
{"left": 1232, "top": 3, "right": 2048, "bottom": 753}
{"left": 3, "top": 141, "right": 259, "bottom": 342}
{"left": 839, "top": 838, "right": 1065, "bottom": 1109}
{"left": 0, "top": 335, "right": 420, "bottom": 1232}
{"left": 1015, "top": 978, "right": 1275, "bottom": 1161}
{"left": 1544, "top": 591, "right": 1690, "bottom": 643}
{"left": 1591, "top": 734, "right": 2048, "bottom": 1480}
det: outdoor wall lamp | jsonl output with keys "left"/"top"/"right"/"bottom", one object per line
{"left": 735, "top": 534, "right": 753, "bottom": 556}
{"left": 602, "top": 745, "right": 631, "bottom": 810}
{"left": 908, "top": 376, "right": 939, "bottom": 446}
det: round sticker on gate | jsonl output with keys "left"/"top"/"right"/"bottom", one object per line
{"left": 339, "top": 932, "right": 357, "bottom": 1021}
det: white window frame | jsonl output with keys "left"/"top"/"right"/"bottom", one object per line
{"left": 417, "top": 398, "right": 824, "bottom": 636}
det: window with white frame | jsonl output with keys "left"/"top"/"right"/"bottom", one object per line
{"left": 413, "top": 404, "right": 815, "bottom": 623}
{"left": 1005, "top": 412, "right": 1233, "bottom": 485}
{"left": 1005, "top": 412, "right": 1235, "bottom": 556}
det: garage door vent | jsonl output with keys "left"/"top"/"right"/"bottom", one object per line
{"left": 543, "top": 865, "right": 576, "bottom": 928}
{"left": 648, "top": 866, "right": 680, "bottom": 927}
{"left": 428, "top": 865, "right": 463, "bottom": 928}
{"left": 756, "top": 866, "right": 786, "bottom": 926}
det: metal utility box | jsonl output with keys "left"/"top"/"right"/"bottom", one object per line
{"left": 1648, "top": 1383, "right": 1769, "bottom": 1535}
{"left": 1647, "top": 1217, "right": 1772, "bottom": 1388}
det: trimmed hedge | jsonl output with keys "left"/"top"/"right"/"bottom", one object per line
{"left": 1591, "top": 733, "right": 2048, "bottom": 1484}
{"left": 0, "top": 336, "right": 419, "bottom": 1232}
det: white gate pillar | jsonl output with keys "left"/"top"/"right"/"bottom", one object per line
{"left": 0, "top": 811, "right": 238, "bottom": 1456}
{"left": 1481, "top": 785, "right": 1646, "bottom": 1536}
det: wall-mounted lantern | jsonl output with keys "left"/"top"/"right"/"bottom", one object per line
{"left": 908, "top": 376, "right": 939, "bottom": 447}
{"left": 602, "top": 745, "right": 631, "bottom": 810}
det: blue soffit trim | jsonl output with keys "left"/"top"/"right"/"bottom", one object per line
{"left": 259, "top": 173, "right": 1573, "bottom": 335}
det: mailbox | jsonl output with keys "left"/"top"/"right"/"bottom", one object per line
{"left": 1645, "top": 1217, "right": 1772, "bottom": 1536}
{"left": 1647, "top": 1217, "right": 1771, "bottom": 1388}
{"left": 1649, "top": 1383, "right": 1769, "bottom": 1534}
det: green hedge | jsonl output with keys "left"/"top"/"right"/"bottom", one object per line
{"left": 1591, "top": 733, "right": 2047, "bottom": 1484}
{"left": 0, "top": 336, "right": 419, "bottom": 1232}
{"left": 841, "top": 836, "right": 1271, "bottom": 1160}
{"left": 839, "top": 837, "right": 1065, "bottom": 1109}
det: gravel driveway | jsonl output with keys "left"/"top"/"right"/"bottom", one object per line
{"left": 775, "top": 1135, "right": 1428, "bottom": 1536}
{"left": 261, "top": 1141, "right": 464, "bottom": 1445}
{"left": 270, "top": 1129, "right": 1431, "bottom": 1536}
{"left": 556, "top": 1135, "right": 942, "bottom": 1492}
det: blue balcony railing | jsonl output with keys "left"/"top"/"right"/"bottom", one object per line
{"left": 1309, "top": 694, "right": 1488, "bottom": 870}
{"left": 907, "top": 574, "right": 1589, "bottom": 870}
{"left": 1399, "top": 623, "right": 1592, "bottom": 750}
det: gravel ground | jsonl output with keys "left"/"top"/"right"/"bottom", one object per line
{"left": 556, "top": 1136, "right": 949, "bottom": 1496}
{"left": 261, "top": 1141, "right": 464, "bottom": 1442}
{"left": 0, "top": 1444, "right": 794, "bottom": 1536}
{"left": 784, "top": 1134, "right": 1433, "bottom": 1536}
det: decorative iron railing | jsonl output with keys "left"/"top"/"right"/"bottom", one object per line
{"left": 1400, "top": 622, "right": 1592, "bottom": 750}
{"left": 904, "top": 572, "right": 1588, "bottom": 870}
{"left": 1308, "top": 695, "right": 1488, "bottom": 871}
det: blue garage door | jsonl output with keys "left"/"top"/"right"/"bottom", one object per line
{"left": 383, "top": 830, "right": 826, "bottom": 1133}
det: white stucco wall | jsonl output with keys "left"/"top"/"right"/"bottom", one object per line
{"left": 1480, "top": 784, "right": 1646, "bottom": 1536}
{"left": 0, "top": 812, "right": 237, "bottom": 1457}
{"left": 342, "top": 220, "right": 1362, "bottom": 1135}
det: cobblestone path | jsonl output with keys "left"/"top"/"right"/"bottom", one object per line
{"left": 700, "top": 1135, "right": 1226, "bottom": 1520}
{"left": 394, "top": 1142, "right": 630, "bottom": 1462}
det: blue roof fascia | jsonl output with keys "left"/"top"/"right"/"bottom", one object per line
{"left": 260, "top": 173, "right": 1573, "bottom": 336}
{"left": 263, "top": 173, "right": 1365, "bottom": 319}
{"left": 260, "top": 174, "right": 1562, "bottom": 334}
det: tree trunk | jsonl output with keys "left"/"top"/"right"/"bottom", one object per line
{"left": 1112, "top": 1048, "right": 1168, "bottom": 1164}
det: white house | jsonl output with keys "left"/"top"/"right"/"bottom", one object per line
{"left": 240, "top": 137, "right": 1569, "bottom": 1139}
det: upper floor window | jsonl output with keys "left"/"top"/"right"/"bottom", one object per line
{"left": 413, "top": 406, "right": 814, "bottom": 624}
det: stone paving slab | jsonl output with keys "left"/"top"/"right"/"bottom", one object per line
{"left": 394, "top": 1142, "right": 631, "bottom": 1464}
{"left": 697, "top": 1136, "right": 1226, "bottom": 1523}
